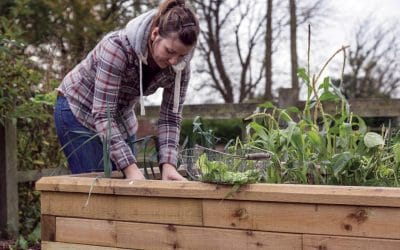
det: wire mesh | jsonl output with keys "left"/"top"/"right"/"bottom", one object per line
{"left": 179, "top": 145, "right": 270, "bottom": 184}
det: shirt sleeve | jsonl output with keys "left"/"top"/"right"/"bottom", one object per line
{"left": 157, "top": 65, "right": 190, "bottom": 167}
{"left": 92, "top": 37, "right": 136, "bottom": 170}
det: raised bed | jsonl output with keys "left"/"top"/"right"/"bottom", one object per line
{"left": 36, "top": 173, "right": 400, "bottom": 249}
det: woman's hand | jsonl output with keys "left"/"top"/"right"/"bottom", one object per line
{"left": 123, "top": 163, "right": 146, "bottom": 180}
{"left": 162, "top": 163, "right": 187, "bottom": 181}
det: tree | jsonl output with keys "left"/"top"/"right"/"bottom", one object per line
{"left": 289, "top": 0, "right": 299, "bottom": 99}
{"left": 27, "top": 0, "right": 134, "bottom": 78}
{"left": 338, "top": 19, "right": 400, "bottom": 99}
{"left": 287, "top": 0, "right": 328, "bottom": 102}
{"left": 4, "top": 0, "right": 157, "bottom": 85}
{"left": 264, "top": 0, "right": 273, "bottom": 100}
{"left": 192, "top": 0, "right": 266, "bottom": 103}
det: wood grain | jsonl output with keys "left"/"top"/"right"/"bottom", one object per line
{"left": 55, "top": 217, "right": 302, "bottom": 250}
{"left": 41, "top": 191, "right": 202, "bottom": 226}
{"left": 42, "top": 241, "right": 131, "bottom": 250}
{"left": 303, "top": 234, "right": 400, "bottom": 250}
{"left": 41, "top": 215, "right": 56, "bottom": 242}
{"left": 203, "top": 199, "right": 400, "bottom": 239}
{"left": 36, "top": 176, "right": 400, "bottom": 207}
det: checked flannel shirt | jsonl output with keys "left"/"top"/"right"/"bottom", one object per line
{"left": 58, "top": 30, "right": 190, "bottom": 170}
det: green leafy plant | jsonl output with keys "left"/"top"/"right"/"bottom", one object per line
{"left": 195, "top": 153, "right": 262, "bottom": 185}
{"left": 244, "top": 46, "right": 400, "bottom": 186}
{"left": 181, "top": 116, "right": 221, "bottom": 149}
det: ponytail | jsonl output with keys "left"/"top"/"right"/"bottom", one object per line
{"left": 152, "top": 0, "right": 200, "bottom": 46}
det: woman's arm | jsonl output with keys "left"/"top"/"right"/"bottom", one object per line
{"left": 93, "top": 36, "right": 143, "bottom": 179}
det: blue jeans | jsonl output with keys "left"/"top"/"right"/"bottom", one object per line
{"left": 54, "top": 95, "right": 136, "bottom": 174}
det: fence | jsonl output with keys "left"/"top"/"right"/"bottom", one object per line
{"left": 0, "top": 120, "right": 69, "bottom": 238}
{"left": 1, "top": 96, "right": 400, "bottom": 238}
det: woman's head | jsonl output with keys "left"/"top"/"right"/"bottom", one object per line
{"left": 149, "top": 0, "right": 200, "bottom": 68}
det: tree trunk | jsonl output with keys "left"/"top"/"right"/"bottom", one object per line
{"left": 264, "top": 0, "right": 273, "bottom": 100}
{"left": 289, "top": 0, "right": 299, "bottom": 101}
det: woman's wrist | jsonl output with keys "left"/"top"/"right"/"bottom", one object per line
{"left": 122, "top": 163, "right": 145, "bottom": 180}
{"left": 161, "top": 163, "right": 186, "bottom": 181}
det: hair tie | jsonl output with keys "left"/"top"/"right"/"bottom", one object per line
{"left": 182, "top": 22, "right": 195, "bottom": 28}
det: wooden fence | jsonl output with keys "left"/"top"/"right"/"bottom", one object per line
{"left": 0, "top": 120, "right": 69, "bottom": 238}
{"left": 1, "top": 97, "right": 400, "bottom": 238}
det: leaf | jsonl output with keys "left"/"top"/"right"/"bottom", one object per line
{"left": 27, "top": 223, "right": 41, "bottom": 244}
{"left": 223, "top": 183, "right": 241, "bottom": 199}
{"left": 339, "top": 123, "right": 351, "bottom": 138}
{"left": 352, "top": 115, "right": 368, "bottom": 134}
{"left": 17, "top": 235, "right": 29, "bottom": 250}
{"left": 297, "top": 68, "right": 310, "bottom": 85}
{"left": 285, "top": 106, "right": 301, "bottom": 114}
{"left": 258, "top": 101, "right": 275, "bottom": 109}
{"left": 331, "top": 152, "right": 353, "bottom": 178}
{"left": 278, "top": 110, "right": 293, "bottom": 122}
{"left": 364, "top": 132, "right": 384, "bottom": 148}
{"left": 393, "top": 143, "right": 400, "bottom": 164}
{"left": 307, "top": 130, "right": 322, "bottom": 147}
{"left": 33, "top": 160, "right": 45, "bottom": 165}
{"left": 318, "top": 76, "right": 331, "bottom": 92}
{"left": 248, "top": 122, "right": 269, "bottom": 142}
{"left": 319, "top": 91, "right": 340, "bottom": 102}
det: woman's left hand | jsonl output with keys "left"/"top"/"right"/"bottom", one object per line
{"left": 161, "top": 163, "right": 187, "bottom": 181}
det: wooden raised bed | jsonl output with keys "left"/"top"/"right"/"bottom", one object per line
{"left": 36, "top": 173, "right": 400, "bottom": 250}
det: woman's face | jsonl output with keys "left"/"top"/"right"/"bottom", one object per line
{"left": 150, "top": 28, "right": 193, "bottom": 69}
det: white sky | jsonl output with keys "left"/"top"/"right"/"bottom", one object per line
{"left": 146, "top": 0, "right": 400, "bottom": 105}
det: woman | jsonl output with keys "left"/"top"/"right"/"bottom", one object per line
{"left": 54, "top": 0, "right": 199, "bottom": 180}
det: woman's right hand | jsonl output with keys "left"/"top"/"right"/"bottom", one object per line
{"left": 123, "top": 163, "right": 146, "bottom": 180}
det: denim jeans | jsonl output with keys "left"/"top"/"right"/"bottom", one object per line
{"left": 54, "top": 95, "right": 136, "bottom": 174}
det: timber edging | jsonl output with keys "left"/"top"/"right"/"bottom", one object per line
{"left": 36, "top": 175, "right": 400, "bottom": 208}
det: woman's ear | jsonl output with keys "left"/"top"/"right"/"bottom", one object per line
{"left": 150, "top": 27, "right": 159, "bottom": 41}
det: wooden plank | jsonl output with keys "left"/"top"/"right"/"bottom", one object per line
{"left": 303, "top": 234, "right": 400, "bottom": 250}
{"left": 137, "top": 99, "right": 400, "bottom": 120}
{"left": 17, "top": 167, "right": 70, "bottom": 183}
{"left": 36, "top": 176, "right": 400, "bottom": 207}
{"left": 202, "top": 199, "right": 400, "bottom": 239}
{"left": 0, "top": 119, "right": 18, "bottom": 237}
{"left": 42, "top": 241, "right": 131, "bottom": 250}
{"left": 137, "top": 102, "right": 260, "bottom": 120}
{"left": 56, "top": 217, "right": 117, "bottom": 247}
{"left": 41, "top": 192, "right": 202, "bottom": 226}
{"left": 41, "top": 215, "right": 56, "bottom": 242}
{"left": 56, "top": 217, "right": 302, "bottom": 249}
{"left": 70, "top": 168, "right": 186, "bottom": 179}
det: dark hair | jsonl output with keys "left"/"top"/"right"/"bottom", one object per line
{"left": 152, "top": 0, "right": 200, "bottom": 46}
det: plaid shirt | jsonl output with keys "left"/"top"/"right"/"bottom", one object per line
{"left": 59, "top": 30, "right": 190, "bottom": 170}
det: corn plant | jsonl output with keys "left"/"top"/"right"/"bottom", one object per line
{"left": 245, "top": 46, "right": 400, "bottom": 186}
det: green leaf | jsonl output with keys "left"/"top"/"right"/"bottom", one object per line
{"left": 285, "top": 106, "right": 301, "bottom": 114}
{"left": 278, "top": 110, "right": 293, "bottom": 122}
{"left": 248, "top": 121, "right": 269, "bottom": 142}
{"left": 393, "top": 143, "right": 400, "bottom": 164}
{"left": 307, "top": 130, "right": 322, "bottom": 147}
{"left": 319, "top": 91, "right": 340, "bottom": 102}
{"left": 364, "top": 132, "right": 384, "bottom": 148}
{"left": 258, "top": 101, "right": 275, "bottom": 109}
{"left": 318, "top": 76, "right": 331, "bottom": 92}
{"left": 27, "top": 223, "right": 41, "bottom": 244}
{"left": 352, "top": 115, "right": 368, "bottom": 135}
{"left": 331, "top": 152, "right": 353, "bottom": 178}
{"left": 339, "top": 123, "right": 351, "bottom": 137}
{"left": 17, "top": 235, "right": 29, "bottom": 250}
{"left": 297, "top": 68, "right": 310, "bottom": 85}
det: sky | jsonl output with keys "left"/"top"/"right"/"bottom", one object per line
{"left": 146, "top": 0, "right": 400, "bottom": 105}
